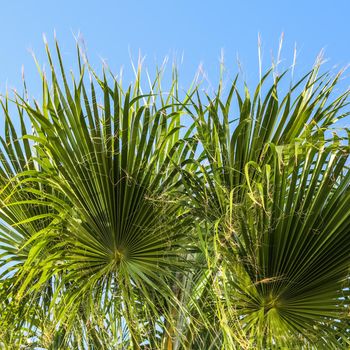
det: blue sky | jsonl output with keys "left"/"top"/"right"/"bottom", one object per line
{"left": 0, "top": 0, "right": 349, "bottom": 97}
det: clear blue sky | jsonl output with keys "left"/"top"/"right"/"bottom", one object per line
{"left": 0, "top": 0, "right": 349, "bottom": 97}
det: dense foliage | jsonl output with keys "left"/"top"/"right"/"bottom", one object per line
{"left": 0, "top": 41, "right": 349, "bottom": 349}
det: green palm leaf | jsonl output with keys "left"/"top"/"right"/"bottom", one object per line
{"left": 184, "top": 67, "right": 350, "bottom": 349}
{"left": 4, "top": 41, "right": 196, "bottom": 348}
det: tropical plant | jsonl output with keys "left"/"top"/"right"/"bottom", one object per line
{"left": 0, "top": 39, "right": 349, "bottom": 349}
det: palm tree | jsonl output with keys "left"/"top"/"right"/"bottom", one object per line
{"left": 0, "top": 39, "right": 349, "bottom": 349}
{"left": 181, "top": 64, "right": 350, "bottom": 348}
